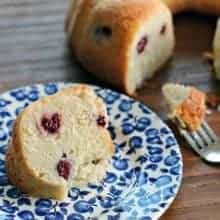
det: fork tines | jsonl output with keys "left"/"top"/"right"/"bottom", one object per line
{"left": 179, "top": 121, "right": 218, "bottom": 154}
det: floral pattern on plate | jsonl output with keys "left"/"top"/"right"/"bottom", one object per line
{"left": 0, "top": 82, "right": 183, "bottom": 220}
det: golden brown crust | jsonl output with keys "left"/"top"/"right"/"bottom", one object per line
{"left": 175, "top": 88, "right": 206, "bottom": 131}
{"left": 68, "top": 0, "right": 170, "bottom": 93}
{"left": 162, "top": 0, "right": 189, "bottom": 13}
{"left": 163, "top": 0, "right": 220, "bottom": 15}
{"left": 6, "top": 115, "right": 67, "bottom": 200}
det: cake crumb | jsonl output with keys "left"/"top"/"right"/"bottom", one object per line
{"left": 203, "top": 52, "right": 214, "bottom": 62}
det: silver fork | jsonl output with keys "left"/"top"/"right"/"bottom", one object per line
{"left": 178, "top": 121, "right": 220, "bottom": 163}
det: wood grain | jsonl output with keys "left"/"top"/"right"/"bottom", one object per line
{"left": 0, "top": 1, "right": 220, "bottom": 219}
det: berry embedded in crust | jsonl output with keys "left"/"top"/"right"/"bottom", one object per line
{"left": 137, "top": 36, "right": 148, "bottom": 54}
{"left": 97, "top": 115, "right": 107, "bottom": 127}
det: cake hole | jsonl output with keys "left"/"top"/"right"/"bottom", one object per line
{"left": 92, "top": 159, "right": 101, "bottom": 165}
{"left": 95, "top": 26, "right": 112, "bottom": 38}
{"left": 137, "top": 36, "right": 148, "bottom": 54}
{"left": 160, "top": 24, "right": 167, "bottom": 35}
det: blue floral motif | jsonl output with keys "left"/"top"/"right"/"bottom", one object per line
{"left": 145, "top": 128, "right": 163, "bottom": 145}
{"left": 129, "top": 136, "right": 143, "bottom": 149}
{"left": 113, "top": 156, "right": 129, "bottom": 171}
{"left": 155, "top": 176, "right": 172, "bottom": 188}
{"left": 149, "top": 155, "right": 163, "bottom": 163}
{"left": 0, "top": 83, "right": 182, "bottom": 220}
{"left": 118, "top": 100, "right": 132, "bottom": 112}
{"left": 69, "top": 188, "right": 90, "bottom": 201}
{"left": 0, "top": 175, "right": 8, "bottom": 186}
{"left": 0, "top": 129, "right": 7, "bottom": 141}
{"left": 160, "top": 127, "right": 170, "bottom": 135}
{"left": 145, "top": 164, "right": 158, "bottom": 171}
{"left": 163, "top": 185, "right": 176, "bottom": 200}
{"left": 0, "top": 159, "right": 5, "bottom": 173}
{"left": 146, "top": 136, "right": 163, "bottom": 145}
{"left": 145, "top": 128, "right": 159, "bottom": 138}
{"left": 164, "top": 155, "right": 180, "bottom": 167}
{"left": 135, "top": 117, "right": 151, "bottom": 132}
{"left": 69, "top": 188, "right": 80, "bottom": 201}
{"left": 44, "top": 83, "right": 58, "bottom": 95}
{"left": 137, "top": 172, "right": 148, "bottom": 186}
{"left": 15, "top": 105, "right": 27, "bottom": 116}
{"left": 99, "top": 197, "right": 114, "bottom": 209}
{"left": 0, "top": 99, "right": 11, "bottom": 108}
{"left": 74, "top": 200, "right": 94, "bottom": 213}
{"left": 170, "top": 165, "right": 181, "bottom": 175}
{"left": 17, "top": 210, "right": 34, "bottom": 220}
{"left": 45, "top": 212, "right": 64, "bottom": 220}
{"left": 6, "top": 120, "right": 14, "bottom": 130}
{"left": 104, "top": 172, "right": 117, "bottom": 184}
{"left": 140, "top": 217, "right": 152, "bottom": 220}
{"left": 0, "top": 200, "right": 18, "bottom": 214}
{"left": 107, "top": 214, "right": 120, "bottom": 220}
{"left": 138, "top": 191, "right": 161, "bottom": 206}
{"left": 27, "top": 90, "right": 39, "bottom": 101}
{"left": 122, "top": 123, "right": 134, "bottom": 135}
{"left": 96, "top": 89, "right": 120, "bottom": 105}
{"left": 165, "top": 136, "right": 177, "bottom": 148}
{"left": 10, "top": 90, "right": 26, "bottom": 101}
{"left": 59, "top": 202, "right": 69, "bottom": 215}
{"left": 0, "top": 145, "right": 7, "bottom": 155}
{"left": 138, "top": 103, "right": 151, "bottom": 115}
{"left": 6, "top": 187, "right": 22, "bottom": 199}
{"left": 17, "top": 198, "right": 31, "bottom": 206}
{"left": 108, "top": 125, "right": 116, "bottom": 140}
{"left": 67, "top": 213, "right": 84, "bottom": 220}
{"left": 136, "top": 155, "right": 148, "bottom": 165}
{"left": 147, "top": 146, "right": 163, "bottom": 155}
{"left": 0, "top": 111, "right": 11, "bottom": 119}
{"left": 35, "top": 199, "right": 53, "bottom": 216}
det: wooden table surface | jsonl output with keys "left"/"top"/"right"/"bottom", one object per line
{"left": 1, "top": 0, "right": 220, "bottom": 219}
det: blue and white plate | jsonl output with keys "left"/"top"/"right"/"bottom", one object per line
{"left": 0, "top": 82, "right": 183, "bottom": 220}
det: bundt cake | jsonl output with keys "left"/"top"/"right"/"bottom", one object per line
{"left": 162, "top": 83, "right": 206, "bottom": 131}
{"left": 6, "top": 85, "right": 114, "bottom": 200}
{"left": 214, "top": 18, "right": 220, "bottom": 80}
{"left": 65, "top": 0, "right": 175, "bottom": 94}
{"left": 162, "top": 0, "right": 220, "bottom": 15}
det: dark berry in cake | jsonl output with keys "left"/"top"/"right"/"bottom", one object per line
{"left": 97, "top": 115, "right": 106, "bottom": 127}
{"left": 137, "top": 36, "right": 148, "bottom": 54}
{"left": 57, "top": 159, "right": 71, "bottom": 180}
{"left": 41, "top": 113, "right": 61, "bottom": 134}
{"left": 160, "top": 24, "right": 167, "bottom": 35}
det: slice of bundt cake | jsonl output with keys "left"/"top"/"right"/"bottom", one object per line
{"left": 6, "top": 85, "right": 114, "bottom": 200}
{"left": 162, "top": 83, "right": 206, "bottom": 131}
